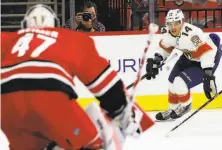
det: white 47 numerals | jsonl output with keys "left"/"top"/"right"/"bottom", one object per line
{"left": 12, "top": 33, "right": 56, "bottom": 57}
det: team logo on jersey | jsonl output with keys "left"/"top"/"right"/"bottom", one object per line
{"left": 191, "top": 35, "right": 202, "bottom": 47}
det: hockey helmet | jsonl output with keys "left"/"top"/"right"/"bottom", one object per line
{"left": 166, "top": 9, "right": 184, "bottom": 24}
{"left": 21, "top": 4, "right": 60, "bottom": 29}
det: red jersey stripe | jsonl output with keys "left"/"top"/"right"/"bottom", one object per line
{"left": 89, "top": 71, "right": 117, "bottom": 95}
{"left": 191, "top": 43, "right": 212, "bottom": 58}
{"left": 1, "top": 66, "right": 74, "bottom": 84}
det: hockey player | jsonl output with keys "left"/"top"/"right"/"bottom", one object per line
{"left": 145, "top": 9, "right": 221, "bottom": 121}
{"left": 1, "top": 4, "right": 154, "bottom": 150}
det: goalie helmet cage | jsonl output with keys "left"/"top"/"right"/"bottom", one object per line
{"left": 1, "top": 0, "right": 66, "bottom": 32}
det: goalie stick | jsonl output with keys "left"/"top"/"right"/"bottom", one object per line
{"left": 112, "top": 24, "right": 159, "bottom": 136}
{"left": 127, "top": 23, "right": 159, "bottom": 102}
{"left": 166, "top": 90, "right": 222, "bottom": 137}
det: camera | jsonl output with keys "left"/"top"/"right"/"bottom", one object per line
{"left": 82, "top": 12, "right": 92, "bottom": 21}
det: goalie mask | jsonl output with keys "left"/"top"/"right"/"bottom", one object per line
{"left": 21, "top": 4, "right": 60, "bottom": 29}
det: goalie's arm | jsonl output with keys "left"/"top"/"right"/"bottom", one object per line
{"left": 72, "top": 35, "right": 128, "bottom": 118}
{"left": 73, "top": 35, "right": 154, "bottom": 137}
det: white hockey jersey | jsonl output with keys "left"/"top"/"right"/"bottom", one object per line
{"left": 158, "top": 22, "right": 217, "bottom": 69}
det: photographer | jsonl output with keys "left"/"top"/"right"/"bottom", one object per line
{"left": 75, "top": 1, "right": 105, "bottom": 32}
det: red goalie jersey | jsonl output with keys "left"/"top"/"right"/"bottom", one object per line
{"left": 1, "top": 28, "right": 154, "bottom": 150}
{"left": 1, "top": 28, "right": 116, "bottom": 98}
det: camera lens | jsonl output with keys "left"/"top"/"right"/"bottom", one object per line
{"left": 82, "top": 12, "right": 92, "bottom": 21}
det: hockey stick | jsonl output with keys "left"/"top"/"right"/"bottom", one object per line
{"left": 126, "top": 52, "right": 178, "bottom": 90}
{"left": 128, "top": 23, "right": 159, "bottom": 102}
{"left": 166, "top": 90, "right": 222, "bottom": 137}
{"left": 109, "top": 24, "right": 159, "bottom": 144}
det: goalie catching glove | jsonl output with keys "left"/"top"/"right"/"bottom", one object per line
{"left": 146, "top": 53, "right": 164, "bottom": 80}
{"left": 105, "top": 102, "right": 142, "bottom": 138}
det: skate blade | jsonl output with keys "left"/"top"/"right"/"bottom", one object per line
{"left": 155, "top": 118, "right": 176, "bottom": 122}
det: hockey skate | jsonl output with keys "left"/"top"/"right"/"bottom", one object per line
{"left": 170, "top": 104, "right": 191, "bottom": 119}
{"left": 155, "top": 109, "right": 173, "bottom": 121}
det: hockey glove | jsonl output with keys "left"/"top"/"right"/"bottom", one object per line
{"left": 146, "top": 53, "right": 163, "bottom": 80}
{"left": 203, "top": 68, "right": 217, "bottom": 99}
{"left": 111, "top": 104, "right": 141, "bottom": 138}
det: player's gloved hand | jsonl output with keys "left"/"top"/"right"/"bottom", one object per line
{"left": 108, "top": 104, "right": 141, "bottom": 138}
{"left": 203, "top": 68, "right": 217, "bottom": 99}
{"left": 118, "top": 104, "right": 142, "bottom": 138}
{"left": 146, "top": 53, "right": 163, "bottom": 80}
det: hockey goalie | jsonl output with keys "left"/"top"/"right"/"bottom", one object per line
{"left": 1, "top": 4, "right": 154, "bottom": 150}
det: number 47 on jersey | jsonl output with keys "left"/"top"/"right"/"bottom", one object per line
{"left": 12, "top": 33, "right": 56, "bottom": 57}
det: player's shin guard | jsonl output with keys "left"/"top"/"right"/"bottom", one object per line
{"left": 173, "top": 77, "right": 192, "bottom": 106}
{"left": 84, "top": 102, "right": 122, "bottom": 150}
{"left": 170, "top": 77, "right": 192, "bottom": 119}
{"left": 170, "top": 91, "right": 192, "bottom": 119}
{"left": 168, "top": 81, "right": 180, "bottom": 109}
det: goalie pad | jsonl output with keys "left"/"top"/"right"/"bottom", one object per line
{"left": 121, "top": 86, "right": 155, "bottom": 135}
{"left": 84, "top": 102, "right": 122, "bottom": 150}
{"left": 113, "top": 102, "right": 155, "bottom": 139}
{"left": 132, "top": 103, "right": 155, "bottom": 132}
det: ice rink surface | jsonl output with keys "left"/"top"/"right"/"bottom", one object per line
{"left": 123, "top": 110, "right": 222, "bottom": 150}
{"left": 0, "top": 110, "right": 222, "bottom": 150}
